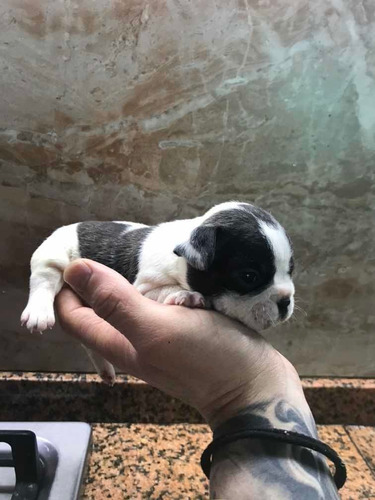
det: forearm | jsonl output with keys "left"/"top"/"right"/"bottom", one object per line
{"left": 209, "top": 364, "right": 340, "bottom": 499}
{"left": 210, "top": 438, "right": 339, "bottom": 499}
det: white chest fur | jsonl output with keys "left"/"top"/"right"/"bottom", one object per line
{"left": 134, "top": 217, "right": 202, "bottom": 294}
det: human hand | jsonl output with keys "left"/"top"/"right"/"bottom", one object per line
{"left": 56, "top": 259, "right": 307, "bottom": 429}
{"left": 57, "top": 259, "right": 341, "bottom": 499}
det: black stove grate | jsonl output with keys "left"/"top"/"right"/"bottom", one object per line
{"left": 0, "top": 430, "right": 43, "bottom": 500}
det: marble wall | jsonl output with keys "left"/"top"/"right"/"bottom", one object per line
{"left": 0, "top": 0, "right": 374, "bottom": 375}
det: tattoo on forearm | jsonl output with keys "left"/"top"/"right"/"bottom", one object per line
{"left": 210, "top": 399, "right": 339, "bottom": 500}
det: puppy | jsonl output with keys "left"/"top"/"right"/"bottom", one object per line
{"left": 21, "top": 201, "right": 295, "bottom": 384}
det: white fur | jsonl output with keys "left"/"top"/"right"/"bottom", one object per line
{"left": 19, "top": 223, "right": 118, "bottom": 383}
{"left": 21, "top": 220, "right": 186, "bottom": 330}
{"left": 259, "top": 221, "right": 293, "bottom": 279}
{"left": 113, "top": 221, "right": 148, "bottom": 229}
{"left": 21, "top": 202, "right": 295, "bottom": 383}
{"left": 133, "top": 217, "right": 202, "bottom": 294}
{"left": 212, "top": 293, "right": 278, "bottom": 331}
{"left": 260, "top": 220, "right": 295, "bottom": 321}
{"left": 21, "top": 218, "right": 205, "bottom": 383}
{"left": 202, "top": 200, "right": 244, "bottom": 220}
{"left": 21, "top": 224, "right": 80, "bottom": 332}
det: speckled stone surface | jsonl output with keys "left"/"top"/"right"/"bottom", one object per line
{"left": 84, "top": 424, "right": 210, "bottom": 499}
{"left": 346, "top": 426, "right": 375, "bottom": 475}
{"left": 82, "top": 424, "right": 375, "bottom": 500}
{"left": 318, "top": 426, "right": 375, "bottom": 500}
{"left": 303, "top": 378, "right": 375, "bottom": 426}
{"left": 0, "top": 372, "right": 374, "bottom": 497}
{"left": 1, "top": 372, "right": 374, "bottom": 425}
{"left": 303, "top": 378, "right": 375, "bottom": 389}
{"left": 0, "top": 371, "right": 202, "bottom": 424}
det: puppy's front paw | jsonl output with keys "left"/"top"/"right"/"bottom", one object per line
{"left": 164, "top": 290, "right": 205, "bottom": 308}
{"left": 20, "top": 302, "right": 55, "bottom": 334}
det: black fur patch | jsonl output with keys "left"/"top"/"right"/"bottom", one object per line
{"left": 78, "top": 222, "right": 152, "bottom": 283}
{"left": 289, "top": 256, "right": 295, "bottom": 275}
{"left": 186, "top": 208, "right": 277, "bottom": 297}
{"left": 174, "top": 225, "right": 217, "bottom": 270}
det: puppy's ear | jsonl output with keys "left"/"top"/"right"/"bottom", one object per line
{"left": 174, "top": 225, "right": 216, "bottom": 271}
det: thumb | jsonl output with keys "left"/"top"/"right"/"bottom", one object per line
{"left": 63, "top": 259, "right": 159, "bottom": 341}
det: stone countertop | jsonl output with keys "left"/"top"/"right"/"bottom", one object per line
{"left": 83, "top": 423, "right": 375, "bottom": 500}
{"left": 0, "top": 372, "right": 374, "bottom": 497}
{"left": 0, "top": 372, "right": 374, "bottom": 425}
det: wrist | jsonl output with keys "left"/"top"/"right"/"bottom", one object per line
{"left": 200, "top": 352, "right": 314, "bottom": 434}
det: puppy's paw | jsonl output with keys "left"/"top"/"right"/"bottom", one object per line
{"left": 20, "top": 302, "right": 55, "bottom": 334}
{"left": 99, "top": 367, "right": 116, "bottom": 386}
{"left": 164, "top": 290, "right": 205, "bottom": 308}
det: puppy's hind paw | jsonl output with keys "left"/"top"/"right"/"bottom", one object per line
{"left": 99, "top": 369, "right": 116, "bottom": 386}
{"left": 164, "top": 290, "right": 205, "bottom": 309}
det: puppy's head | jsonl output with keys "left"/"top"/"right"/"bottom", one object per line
{"left": 174, "top": 202, "right": 294, "bottom": 331}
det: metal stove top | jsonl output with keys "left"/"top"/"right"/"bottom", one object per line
{"left": 0, "top": 422, "right": 91, "bottom": 500}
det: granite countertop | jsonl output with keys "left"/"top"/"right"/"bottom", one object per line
{"left": 1, "top": 372, "right": 375, "bottom": 425}
{"left": 1, "top": 372, "right": 374, "bottom": 498}
{"left": 83, "top": 423, "right": 375, "bottom": 500}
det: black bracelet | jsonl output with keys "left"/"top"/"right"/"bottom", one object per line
{"left": 201, "top": 427, "right": 347, "bottom": 490}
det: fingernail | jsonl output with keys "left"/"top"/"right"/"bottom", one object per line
{"left": 64, "top": 261, "right": 92, "bottom": 292}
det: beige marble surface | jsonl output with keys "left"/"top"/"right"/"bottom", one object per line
{"left": 0, "top": 0, "right": 374, "bottom": 375}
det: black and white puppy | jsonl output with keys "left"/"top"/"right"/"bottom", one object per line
{"left": 21, "top": 201, "right": 295, "bottom": 384}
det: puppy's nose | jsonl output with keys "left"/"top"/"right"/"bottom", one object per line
{"left": 277, "top": 297, "right": 291, "bottom": 319}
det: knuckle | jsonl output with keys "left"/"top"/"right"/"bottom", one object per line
{"left": 92, "top": 286, "right": 123, "bottom": 322}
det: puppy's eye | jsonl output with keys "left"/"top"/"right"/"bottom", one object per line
{"left": 241, "top": 270, "right": 260, "bottom": 285}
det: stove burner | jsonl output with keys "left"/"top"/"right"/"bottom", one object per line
{"left": 0, "top": 423, "right": 91, "bottom": 500}
{"left": 0, "top": 430, "right": 42, "bottom": 500}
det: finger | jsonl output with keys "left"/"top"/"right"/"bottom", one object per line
{"left": 63, "top": 259, "right": 162, "bottom": 344}
{"left": 56, "top": 286, "right": 138, "bottom": 372}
